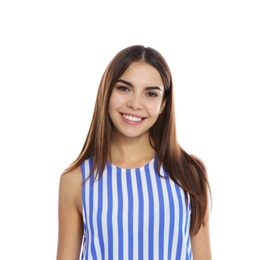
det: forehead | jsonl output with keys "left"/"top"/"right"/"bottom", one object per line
{"left": 120, "top": 62, "right": 163, "bottom": 85}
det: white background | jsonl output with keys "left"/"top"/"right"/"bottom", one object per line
{"left": 0, "top": 0, "right": 273, "bottom": 259}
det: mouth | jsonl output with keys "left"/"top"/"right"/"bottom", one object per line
{"left": 121, "top": 113, "right": 145, "bottom": 122}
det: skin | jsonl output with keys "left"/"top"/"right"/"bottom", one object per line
{"left": 108, "top": 62, "right": 166, "bottom": 168}
{"left": 56, "top": 62, "right": 212, "bottom": 259}
{"left": 57, "top": 167, "right": 83, "bottom": 260}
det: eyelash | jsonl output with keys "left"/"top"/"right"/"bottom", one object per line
{"left": 117, "top": 86, "right": 158, "bottom": 97}
{"left": 146, "top": 92, "right": 158, "bottom": 97}
{"left": 117, "top": 86, "right": 130, "bottom": 92}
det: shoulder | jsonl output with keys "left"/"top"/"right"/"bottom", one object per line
{"left": 59, "top": 166, "right": 83, "bottom": 211}
{"left": 59, "top": 166, "right": 82, "bottom": 189}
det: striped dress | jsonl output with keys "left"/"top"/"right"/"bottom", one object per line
{"left": 80, "top": 156, "right": 193, "bottom": 260}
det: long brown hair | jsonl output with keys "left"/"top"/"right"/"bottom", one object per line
{"left": 64, "top": 45, "right": 211, "bottom": 236}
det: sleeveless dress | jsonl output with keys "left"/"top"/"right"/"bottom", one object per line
{"left": 80, "top": 156, "right": 193, "bottom": 260}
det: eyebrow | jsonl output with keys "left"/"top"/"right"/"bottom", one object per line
{"left": 116, "top": 79, "right": 162, "bottom": 91}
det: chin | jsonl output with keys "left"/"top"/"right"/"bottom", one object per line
{"left": 117, "top": 130, "right": 149, "bottom": 139}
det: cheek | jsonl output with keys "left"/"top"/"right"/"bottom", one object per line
{"left": 108, "top": 96, "right": 115, "bottom": 111}
{"left": 147, "top": 102, "right": 163, "bottom": 116}
{"left": 109, "top": 93, "right": 119, "bottom": 111}
{"left": 109, "top": 92, "right": 127, "bottom": 110}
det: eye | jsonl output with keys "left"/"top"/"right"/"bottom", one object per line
{"left": 117, "top": 86, "right": 130, "bottom": 92}
{"left": 146, "top": 92, "right": 158, "bottom": 97}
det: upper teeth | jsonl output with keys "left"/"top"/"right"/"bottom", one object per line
{"left": 123, "top": 114, "right": 142, "bottom": 122}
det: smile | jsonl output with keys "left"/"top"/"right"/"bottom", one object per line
{"left": 122, "top": 114, "right": 143, "bottom": 122}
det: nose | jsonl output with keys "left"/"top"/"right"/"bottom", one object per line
{"left": 127, "top": 94, "right": 143, "bottom": 110}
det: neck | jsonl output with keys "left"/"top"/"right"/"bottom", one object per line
{"left": 109, "top": 133, "right": 156, "bottom": 168}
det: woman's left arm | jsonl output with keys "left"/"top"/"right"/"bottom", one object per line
{"left": 191, "top": 219, "right": 212, "bottom": 260}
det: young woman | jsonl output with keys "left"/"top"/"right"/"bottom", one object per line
{"left": 56, "top": 45, "right": 212, "bottom": 260}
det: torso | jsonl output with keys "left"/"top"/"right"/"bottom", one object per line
{"left": 80, "top": 156, "right": 193, "bottom": 260}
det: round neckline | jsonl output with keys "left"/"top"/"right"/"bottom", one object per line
{"left": 107, "top": 156, "right": 156, "bottom": 171}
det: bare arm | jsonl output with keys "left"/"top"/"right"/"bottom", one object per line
{"left": 56, "top": 167, "right": 83, "bottom": 260}
{"left": 191, "top": 219, "right": 212, "bottom": 260}
{"left": 191, "top": 189, "right": 212, "bottom": 260}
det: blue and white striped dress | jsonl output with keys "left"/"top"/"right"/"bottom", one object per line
{"left": 80, "top": 156, "right": 193, "bottom": 260}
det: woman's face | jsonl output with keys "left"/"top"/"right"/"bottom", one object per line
{"left": 108, "top": 62, "right": 165, "bottom": 140}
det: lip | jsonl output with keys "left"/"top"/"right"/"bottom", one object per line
{"left": 120, "top": 112, "right": 146, "bottom": 118}
{"left": 119, "top": 112, "right": 147, "bottom": 125}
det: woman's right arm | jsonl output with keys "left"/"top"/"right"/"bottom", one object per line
{"left": 56, "top": 167, "right": 83, "bottom": 260}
